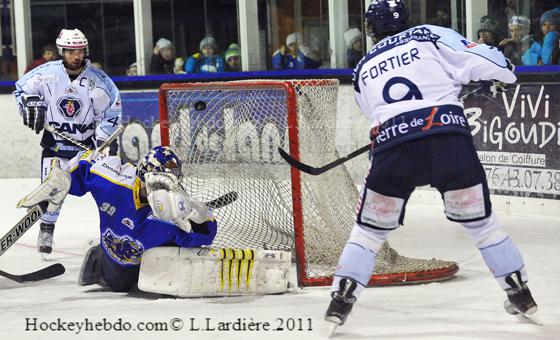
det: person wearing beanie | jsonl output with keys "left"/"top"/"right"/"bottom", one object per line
{"left": 343, "top": 28, "right": 363, "bottom": 68}
{"left": 224, "top": 43, "right": 241, "bottom": 72}
{"left": 185, "top": 36, "right": 225, "bottom": 73}
{"left": 477, "top": 16, "right": 500, "bottom": 48}
{"left": 271, "top": 31, "right": 321, "bottom": 70}
{"left": 150, "top": 38, "right": 176, "bottom": 74}
{"left": 499, "top": 15, "right": 534, "bottom": 65}
{"left": 522, "top": 9, "right": 559, "bottom": 65}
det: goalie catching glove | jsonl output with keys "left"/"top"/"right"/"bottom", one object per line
{"left": 145, "top": 172, "right": 212, "bottom": 232}
{"left": 21, "top": 94, "right": 47, "bottom": 134}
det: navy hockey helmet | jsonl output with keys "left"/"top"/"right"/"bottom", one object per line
{"left": 136, "top": 146, "right": 182, "bottom": 182}
{"left": 365, "top": 0, "right": 409, "bottom": 38}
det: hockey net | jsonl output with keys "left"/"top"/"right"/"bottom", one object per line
{"left": 159, "top": 79, "right": 458, "bottom": 287}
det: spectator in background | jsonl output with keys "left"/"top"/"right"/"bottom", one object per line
{"left": 150, "top": 38, "right": 176, "bottom": 74}
{"left": 522, "top": 9, "right": 560, "bottom": 65}
{"left": 224, "top": 43, "right": 241, "bottom": 72}
{"left": 126, "top": 62, "right": 138, "bottom": 76}
{"left": 25, "top": 44, "right": 57, "bottom": 73}
{"left": 499, "top": 15, "right": 533, "bottom": 65}
{"left": 477, "top": 16, "right": 501, "bottom": 48}
{"left": 185, "top": 36, "right": 225, "bottom": 73}
{"left": 272, "top": 32, "right": 321, "bottom": 70}
{"left": 344, "top": 28, "right": 363, "bottom": 69}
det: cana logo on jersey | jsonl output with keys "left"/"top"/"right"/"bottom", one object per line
{"left": 57, "top": 96, "right": 83, "bottom": 118}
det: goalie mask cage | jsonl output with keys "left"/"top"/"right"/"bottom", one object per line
{"left": 159, "top": 79, "right": 458, "bottom": 288}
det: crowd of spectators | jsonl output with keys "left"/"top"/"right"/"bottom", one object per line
{"left": 476, "top": 5, "right": 559, "bottom": 66}
{"left": 73, "top": 4, "right": 560, "bottom": 78}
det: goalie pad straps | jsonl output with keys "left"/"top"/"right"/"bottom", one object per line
{"left": 17, "top": 159, "right": 71, "bottom": 213}
{"left": 138, "top": 247, "right": 291, "bottom": 297}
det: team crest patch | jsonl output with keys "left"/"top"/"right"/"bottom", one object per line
{"left": 57, "top": 96, "right": 83, "bottom": 119}
{"left": 102, "top": 229, "right": 144, "bottom": 265}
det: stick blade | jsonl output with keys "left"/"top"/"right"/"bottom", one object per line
{"left": 0, "top": 263, "right": 65, "bottom": 283}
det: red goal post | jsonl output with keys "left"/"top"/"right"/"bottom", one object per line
{"left": 158, "top": 79, "right": 458, "bottom": 287}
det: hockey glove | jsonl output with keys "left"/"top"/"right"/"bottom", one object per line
{"left": 95, "top": 137, "right": 119, "bottom": 157}
{"left": 481, "top": 80, "right": 507, "bottom": 98}
{"left": 22, "top": 95, "right": 47, "bottom": 134}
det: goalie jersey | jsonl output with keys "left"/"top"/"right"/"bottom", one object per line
{"left": 13, "top": 60, "right": 122, "bottom": 158}
{"left": 353, "top": 24, "right": 516, "bottom": 153}
{"left": 66, "top": 153, "right": 217, "bottom": 267}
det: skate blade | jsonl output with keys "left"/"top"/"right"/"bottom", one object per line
{"left": 40, "top": 253, "right": 49, "bottom": 261}
{"left": 327, "top": 322, "right": 338, "bottom": 338}
{"left": 515, "top": 312, "right": 542, "bottom": 326}
{"left": 504, "top": 301, "right": 541, "bottom": 325}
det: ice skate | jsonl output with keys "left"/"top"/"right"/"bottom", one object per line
{"left": 37, "top": 223, "right": 55, "bottom": 259}
{"left": 78, "top": 245, "right": 104, "bottom": 286}
{"left": 503, "top": 271, "right": 539, "bottom": 324}
{"left": 325, "top": 278, "right": 357, "bottom": 337}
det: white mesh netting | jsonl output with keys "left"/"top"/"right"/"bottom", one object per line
{"left": 161, "top": 79, "right": 457, "bottom": 286}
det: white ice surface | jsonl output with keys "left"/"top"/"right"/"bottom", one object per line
{"left": 0, "top": 178, "right": 559, "bottom": 340}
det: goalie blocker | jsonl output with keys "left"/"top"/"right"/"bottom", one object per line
{"left": 138, "top": 247, "right": 291, "bottom": 297}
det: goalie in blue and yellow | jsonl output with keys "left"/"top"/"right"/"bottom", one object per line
{"left": 18, "top": 146, "right": 217, "bottom": 292}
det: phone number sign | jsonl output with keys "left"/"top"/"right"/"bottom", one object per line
{"left": 463, "top": 84, "right": 560, "bottom": 200}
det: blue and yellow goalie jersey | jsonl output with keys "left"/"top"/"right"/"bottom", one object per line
{"left": 67, "top": 153, "right": 217, "bottom": 267}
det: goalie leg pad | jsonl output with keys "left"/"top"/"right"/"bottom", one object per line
{"left": 138, "top": 247, "right": 291, "bottom": 297}
{"left": 18, "top": 158, "right": 71, "bottom": 214}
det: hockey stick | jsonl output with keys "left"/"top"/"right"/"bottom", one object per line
{"left": 278, "top": 85, "right": 497, "bottom": 176}
{"left": 278, "top": 144, "right": 371, "bottom": 176}
{"left": 0, "top": 202, "right": 65, "bottom": 283}
{"left": 0, "top": 263, "right": 65, "bottom": 283}
{"left": 0, "top": 201, "right": 48, "bottom": 257}
{"left": 2, "top": 126, "right": 124, "bottom": 256}
{"left": 44, "top": 125, "right": 124, "bottom": 152}
{"left": 205, "top": 191, "right": 238, "bottom": 209}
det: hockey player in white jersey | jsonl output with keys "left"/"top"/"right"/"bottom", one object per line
{"left": 13, "top": 28, "right": 122, "bottom": 257}
{"left": 325, "top": 0, "right": 537, "bottom": 333}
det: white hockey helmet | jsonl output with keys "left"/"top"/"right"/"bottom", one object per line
{"left": 56, "top": 29, "right": 89, "bottom": 56}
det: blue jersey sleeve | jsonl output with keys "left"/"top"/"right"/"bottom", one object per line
{"left": 140, "top": 216, "right": 217, "bottom": 248}
{"left": 67, "top": 152, "right": 96, "bottom": 197}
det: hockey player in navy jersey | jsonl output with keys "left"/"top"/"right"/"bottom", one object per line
{"left": 325, "top": 0, "right": 537, "bottom": 332}
{"left": 18, "top": 146, "right": 217, "bottom": 292}
{"left": 13, "top": 29, "right": 122, "bottom": 257}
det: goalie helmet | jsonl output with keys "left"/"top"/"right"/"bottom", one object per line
{"left": 136, "top": 146, "right": 182, "bottom": 182}
{"left": 56, "top": 29, "right": 89, "bottom": 56}
{"left": 365, "top": 0, "right": 409, "bottom": 39}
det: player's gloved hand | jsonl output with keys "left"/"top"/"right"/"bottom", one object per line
{"left": 505, "top": 57, "right": 515, "bottom": 72}
{"left": 21, "top": 95, "right": 47, "bottom": 134}
{"left": 94, "top": 137, "right": 119, "bottom": 157}
{"left": 481, "top": 80, "right": 507, "bottom": 98}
